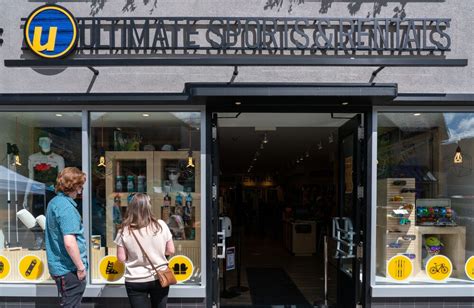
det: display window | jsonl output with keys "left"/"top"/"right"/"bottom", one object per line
{"left": 376, "top": 112, "right": 474, "bottom": 285}
{"left": 0, "top": 112, "right": 83, "bottom": 283}
{"left": 90, "top": 112, "right": 202, "bottom": 284}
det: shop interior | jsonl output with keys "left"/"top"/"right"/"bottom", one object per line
{"left": 216, "top": 112, "right": 359, "bottom": 307}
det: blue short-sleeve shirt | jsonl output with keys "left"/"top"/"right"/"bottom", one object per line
{"left": 45, "top": 192, "right": 88, "bottom": 276}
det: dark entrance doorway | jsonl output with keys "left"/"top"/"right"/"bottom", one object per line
{"left": 208, "top": 111, "right": 368, "bottom": 308}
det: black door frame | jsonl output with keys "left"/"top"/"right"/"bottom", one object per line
{"left": 202, "top": 84, "right": 379, "bottom": 308}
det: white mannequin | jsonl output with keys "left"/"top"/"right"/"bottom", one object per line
{"left": 23, "top": 136, "right": 65, "bottom": 208}
{"left": 165, "top": 168, "right": 183, "bottom": 192}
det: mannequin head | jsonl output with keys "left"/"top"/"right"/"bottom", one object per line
{"left": 168, "top": 168, "right": 180, "bottom": 183}
{"left": 38, "top": 136, "right": 52, "bottom": 152}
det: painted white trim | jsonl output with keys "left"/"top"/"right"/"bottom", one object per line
{"left": 0, "top": 284, "right": 206, "bottom": 298}
{"left": 370, "top": 107, "right": 378, "bottom": 290}
{"left": 372, "top": 284, "right": 474, "bottom": 297}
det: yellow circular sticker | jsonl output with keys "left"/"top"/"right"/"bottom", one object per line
{"left": 464, "top": 256, "right": 474, "bottom": 280}
{"left": 169, "top": 255, "right": 193, "bottom": 283}
{"left": 19, "top": 255, "right": 44, "bottom": 280}
{"left": 426, "top": 255, "right": 452, "bottom": 281}
{"left": 0, "top": 255, "right": 11, "bottom": 280}
{"left": 387, "top": 255, "right": 413, "bottom": 281}
{"left": 99, "top": 256, "right": 125, "bottom": 282}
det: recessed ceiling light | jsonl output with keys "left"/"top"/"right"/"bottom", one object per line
{"left": 342, "top": 102, "right": 349, "bottom": 106}
{"left": 235, "top": 101, "right": 242, "bottom": 105}
{"left": 142, "top": 113, "right": 150, "bottom": 117}
{"left": 55, "top": 113, "right": 63, "bottom": 117}
{"left": 413, "top": 113, "right": 421, "bottom": 116}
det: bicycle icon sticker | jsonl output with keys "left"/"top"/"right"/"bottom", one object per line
{"left": 426, "top": 255, "right": 452, "bottom": 281}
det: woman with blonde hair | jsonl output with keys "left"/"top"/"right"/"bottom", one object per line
{"left": 115, "top": 193, "right": 175, "bottom": 308}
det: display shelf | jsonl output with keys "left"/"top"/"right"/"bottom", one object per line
{"left": 103, "top": 150, "right": 201, "bottom": 272}
{"left": 414, "top": 226, "right": 466, "bottom": 277}
{"left": 376, "top": 178, "right": 417, "bottom": 277}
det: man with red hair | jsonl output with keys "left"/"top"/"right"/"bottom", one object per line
{"left": 45, "top": 167, "right": 88, "bottom": 308}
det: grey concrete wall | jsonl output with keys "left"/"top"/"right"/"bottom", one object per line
{"left": 0, "top": 0, "right": 473, "bottom": 94}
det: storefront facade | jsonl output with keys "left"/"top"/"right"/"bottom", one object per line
{"left": 0, "top": 1, "right": 473, "bottom": 307}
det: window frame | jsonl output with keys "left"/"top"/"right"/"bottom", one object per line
{"left": 0, "top": 105, "right": 207, "bottom": 299}
{"left": 371, "top": 106, "right": 474, "bottom": 298}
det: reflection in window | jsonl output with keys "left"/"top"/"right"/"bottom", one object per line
{"left": 90, "top": 112, "right": 202, "bottom": 284}
{"left": 0, "top": 112, "right": 82, "bottom": 283}
{"left": 376, "top": 112, "right": 474, "bottom": 285}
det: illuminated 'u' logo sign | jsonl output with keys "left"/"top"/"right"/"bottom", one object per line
{"left": 24, "top": 5, "right": 77, "bottom": 59}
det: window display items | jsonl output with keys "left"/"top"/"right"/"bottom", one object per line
{"left": 416, "top": 207, "right": 456, "bottom": 226}
{"left": 163, "top": 167, "right": 184, "bottom": 192}
{"left": 113, "top": 130, "right": 142, "bottom": 151}
{"left": 175, "top": 193, "right": 184, "bottom": 217}
{"left": 115, "top": 175, "right": 124, "bottom": 192}
{"left": 162, "top": 193, "right": 171, "bottom": 222}
{"left": 168, "top": 215, "right": 186, "bottom": 240}
{"left": 112, "top": 195, "right": 122, "bottom": 239}
{"left": 137, "top": 175, "right": 146, "bottom": 193}
{"left": 127, "top": 175, "right": 135, "bottom": 192}
{"left": 422, "top": 236, "right": 444, "bottom": 269}
{"left": 22, "top": 133, "right": 65, "bottom": 250}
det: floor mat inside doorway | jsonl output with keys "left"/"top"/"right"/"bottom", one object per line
{"left": 246, "top": 267, "right": 312, "bottom": 307}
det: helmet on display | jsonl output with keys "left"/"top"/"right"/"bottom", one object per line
{"left": 424, "top": 236, "right": 444, "bottom": 254}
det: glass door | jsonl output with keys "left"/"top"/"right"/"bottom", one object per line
{"left": 208, "top": 112, "right": 221, "bottom": 307}
{"left": 336, "top": 114, "right": 364, "bottom": 308}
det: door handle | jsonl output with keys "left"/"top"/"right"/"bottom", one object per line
{"left": 216, "top": 217, "right": 226, "bottom": 259}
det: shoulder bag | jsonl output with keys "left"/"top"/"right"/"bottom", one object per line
{"left": 130, "top": 230, "right": 177, "bottom": 287}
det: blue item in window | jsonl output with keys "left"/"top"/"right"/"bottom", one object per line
{"left": 127, "top": 175, "right": 135, "bottom": 192}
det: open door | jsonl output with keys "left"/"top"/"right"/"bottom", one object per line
{"left": 336, "top": 114, "right": 364, "bottom": 308}
{"left": 208, "top": 112, "right": 224, "bottom": 308}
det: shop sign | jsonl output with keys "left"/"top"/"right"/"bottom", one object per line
{"left": 99, "top": 255, "right": 125, "bottom": 282}
{"left": 387, "top": 255, "right": 413, "bottom": 281}
{"left": 21, "top": 5, "right": 453, "bottom": 57}
{"left": 426, "top": 255, "right": 452, "bottom": 281}
{"left": 19, "top": 255, "right": 44, "bottom": 281}
{"left": 169, "top": 255, "right": 194, "bottom": 283}
{"left": 24, "top": 5, "right": 78, "bottom": 59}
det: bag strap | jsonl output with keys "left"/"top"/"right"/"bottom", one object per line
{"left": 130, "top": 230, "right": 168, "bottom": 275}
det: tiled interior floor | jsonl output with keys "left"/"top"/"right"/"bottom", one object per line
{"left": 220, "top": 231, "right": 337, "bottom": 307}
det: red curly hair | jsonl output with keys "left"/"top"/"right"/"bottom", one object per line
{"left": 55, "top": 167, "right": 86, "bottom": 194}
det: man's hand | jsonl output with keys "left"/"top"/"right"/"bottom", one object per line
{"left": 77, "top": 269, "right": 86, "bottom": 280}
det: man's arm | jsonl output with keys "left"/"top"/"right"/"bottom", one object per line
{"left": 64, "top": 234, "right": 86, "bottom": 280}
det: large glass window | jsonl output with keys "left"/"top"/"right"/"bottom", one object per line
{"left": 90, "top": 112, "right": 202, "bottom": 284}
{"left": 0, "top": 112, "right": 82, "bottom": 283}
{"left": 376, "top": 112, "right": 474, "bottom": 285}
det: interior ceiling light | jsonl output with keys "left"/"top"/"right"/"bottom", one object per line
{"left": 142, "top": 113, "right": 150, "bottom": 117}
{"left": 55, "top": 113, "right": 63, "bottom": 117}
{"left": 413, "top": 113, "right": 421, "bottom": 116}
{"left": 263, "top": 133, "right": 268, "bottom": 144}
{"left": 235, "top": 101, "right": 242, "bottom": 105}
{"left": 342, "top": 102, "right": 349, "bottom": 106}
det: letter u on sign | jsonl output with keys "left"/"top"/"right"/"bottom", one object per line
{"left": 32, "top": 27, "right": 58, "bottom": 52}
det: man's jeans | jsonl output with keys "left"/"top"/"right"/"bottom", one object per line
{"left": 53, "top": 271, "right": 86, "bottom": 308}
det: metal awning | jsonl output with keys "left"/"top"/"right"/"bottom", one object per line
{"left": 4, "top": 56, "right": 467, "bottom": 68}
